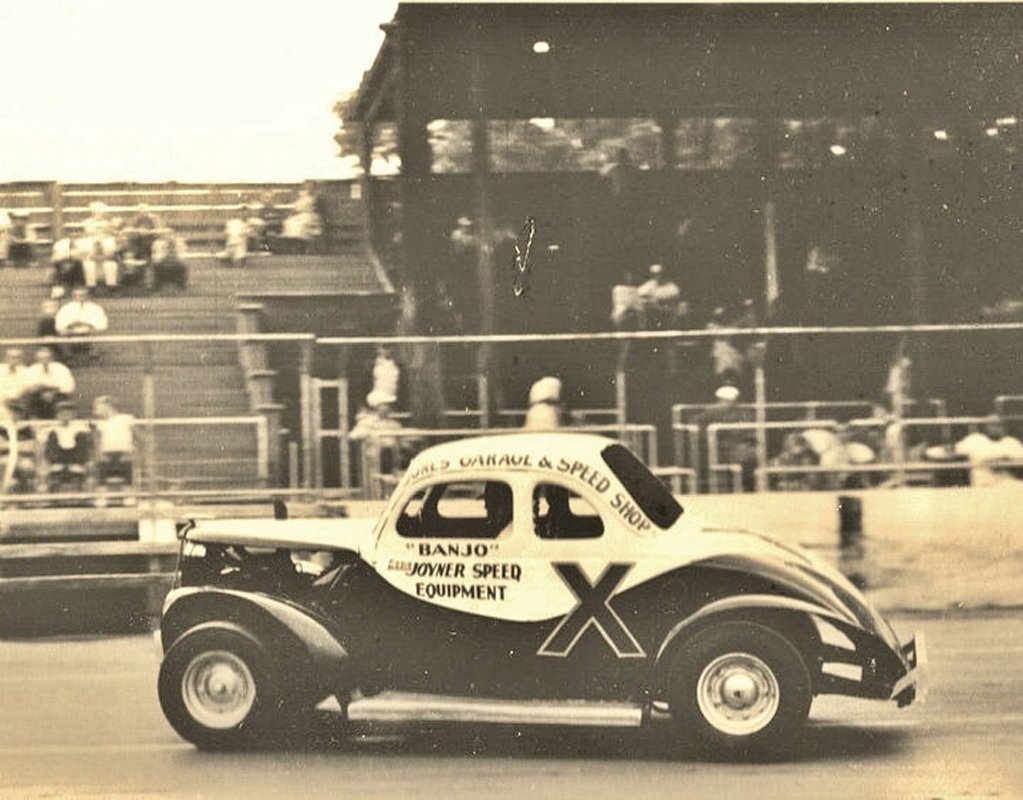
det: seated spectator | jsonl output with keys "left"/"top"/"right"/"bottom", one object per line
{"left": 801, "top": 425, "right": 877, "bottom": 489}
{"left": 123, "top": 203, "right": 165, "bottom": 262}
{"left": 258, "top": 194, "right": 284, "bottom": 250}
{"left": 55, "top": 287, "right": 109, "bottom": 362}
{"left": 51, "top": 238, "right": 87, "bottom": 292}
{"left": 0, "top": 208, "right": 10, "bottom": 265}
{"left": 23, "top": 347, "right": 76, "bottom": 420}
{"left": 151, "top": 235, "right": 189, "bottom": 292}
{"left": 637, "top": 264, "right": 686, "bottom": 330}
{"left": 92, "top": 396, "right": 135, "bottom": 488}
{"left": 940, "top": 420, "right": 1023, "bottom": 487}
{"left": 36, "top": 298, "right": 65, "bottom": 361}
{"left": 279, "top": 187, "right": 323, "bottom": 254}
{"left": 0, "top": 401, "right": 39, "bottom": 493}
{"left": 0, "top": 348, "right": 29, "bottom": 412}
{"left": 7, "top": 210, "right": 36, "bottom": 267}
{"left": 223, "top": 212, "right": 249, "bottom": 267}
{"left": 82, "top": 231, "right": 121, "bottom": 292}
{"left": 770, "top": 433, "right": 818, "bottom": 491}
{"left": 44, "top": 401, "right": 92, "bottom": 491}
{"left": 245, "top": 206, "right": 267, "bottom": 254}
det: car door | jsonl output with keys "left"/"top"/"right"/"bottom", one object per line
{"left": 516, "top": 477, "right": 652, "bottom": 701}
{"left": 365, "top": 474, "right": 527, "bottom": 695}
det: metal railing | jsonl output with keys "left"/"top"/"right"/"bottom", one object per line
{"left": 1, "top": 415, "right": 269, "bottom": 499}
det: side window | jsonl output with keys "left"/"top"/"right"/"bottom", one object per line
{"left": 532, "top": 483, "right": 604, "bottom": 540}
{"left": 396, "top": 480, "right": 513, "bottom": 539}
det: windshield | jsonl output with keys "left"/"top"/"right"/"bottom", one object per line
{"left": 600, "top": 443, "right": 683, "bottom": 529}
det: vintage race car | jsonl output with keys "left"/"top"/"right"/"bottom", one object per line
{"left": 157, "top": 433, "right": 924, "bottom": 758}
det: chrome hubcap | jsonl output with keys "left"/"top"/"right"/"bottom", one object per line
{"left": 181, "top": 650, "right": 256, "bottom": 729}
{"left": 696, "top": 652, "right": 780, "bottom": 736}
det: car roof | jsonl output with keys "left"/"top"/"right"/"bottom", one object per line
{"left": 405, "top": 432, "right": 620, "bottom": 479}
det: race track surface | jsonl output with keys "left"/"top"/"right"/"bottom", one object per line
{"left": 0, "top": 613, "right": 1020, "bottom": 799}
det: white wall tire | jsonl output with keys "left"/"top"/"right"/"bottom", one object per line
{"left": 159, "top": 629, "right": 278, "bottom": 749}
{"left": 666, "top": 621, "right": 812, "bottom": 759}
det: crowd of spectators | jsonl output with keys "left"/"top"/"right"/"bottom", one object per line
{"left": 46, "top": 201, "right": 188, "bottom": 295}
{"left": 220, "top": 186, "right": 324, "bottom": 267}
{"left": 0, "top": 341, "right": 137, "bottom": 495}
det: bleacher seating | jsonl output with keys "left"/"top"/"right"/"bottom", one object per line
{"left": 1, "top": 246, "right": 394, "bottom": 491}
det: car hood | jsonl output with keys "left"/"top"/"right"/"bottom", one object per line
{"left": 185, "top": 516, "right": 378, "bottom": 555}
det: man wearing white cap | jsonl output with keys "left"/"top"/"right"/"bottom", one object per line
{"left": 524, "top": 376, "right": 563, "bottom": 431}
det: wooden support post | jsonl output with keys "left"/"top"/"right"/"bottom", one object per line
{"left": 142, "top": 341, "right": 157, "bottom": 494}
{"left": 49, "top": 182, "right": 64, "bottom": 241}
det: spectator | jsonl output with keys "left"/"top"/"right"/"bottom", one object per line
{"left": 611, "top": 270, "right": 641, "bottom": 330}
{"left": 7, "top": 210, "right": 36, "bottom": 267}
{"left": 245, "top": 205, "right": 267, "bottom": 254}
{"left": 92, "top": 396, "right": 135, "bottom": 488}
{"left": 44, "top": 401, "right": 91, "bottom": 491}
{"left": 50, "top": 238, "right": 87, "bottom": 292}
{"left": 151, "top": 235, "right": 189, "bottom": 292}
{"left": 524, "top": 376, "right": 564, "bottom": 431}
{"left": 694, "top": 385, "right": 757, "bottom": 492}
{"left": 801, "top": 425, "right": 877, "bottom": 489}
{"left": 82, "top": 230, "right": 121, "bottom": 292}
{"left": 349, "top": 393, "right": 404, "bottom": 479}
{"left": 0, "top": 401, "right": 38, "bottom": 493}
{"left": 370, "top": 345, "right": 401, "bottom": 408}
{"left": 770, "top": 432, "right": 817, "bottom": 491}
{"left": 280, "top": 188, "right": 323, "bottom": 254}
{"left": 79, "top": 202, "right": 121, "bottom": 291}
{"left": 23, "top": 347, "right": 75, "bottom": 420}
{"left": 36, "top": 299, "right": 65, "bottom": 361}
{"left": 123, "top": 203, "right": 165, "bottom": 262}
{"left": 883, "top": 339, "right": 914, "bottom": 415}
{"left": 55, "top": 287, "right": 109, "bottom": 362}
{"left": 636, "top": 263, "right": 685, "bottom": 330}
{"left": 0, "top": 208, "right": 10, "bottom": 265}
{"left": 0, "top": 348, "right": 29, "bottom": 412}
{"left": 946, "top": 419, "right": 1023, "bottom": 487}
{"left": 258, "top": 194, "right": 284, "bottom": 251}
{"left": 223, "top": 211, "right": 249, "bottom": 267}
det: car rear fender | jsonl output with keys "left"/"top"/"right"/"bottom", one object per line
{"left": 652, "top": 594, "right": 836, "bottom": 685}
{"left": 162, "top": 587, "right": 350, "bottom": 699}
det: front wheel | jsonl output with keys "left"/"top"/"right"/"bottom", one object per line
{"left": 665, "top": 620, "right": 812, "bottom": 759}
{"left": 158, "top": 628, "right": 279, "bottom": 750}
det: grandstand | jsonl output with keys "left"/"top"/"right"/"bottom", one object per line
{"left": 0, "top": 182, "right": 397, "bottom": 495}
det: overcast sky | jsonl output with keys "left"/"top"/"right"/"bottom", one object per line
{"left": 0, "top": 0, "right": 397, "bottom": 182}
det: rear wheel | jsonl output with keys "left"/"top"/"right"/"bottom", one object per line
{"left": 666, "top": 621, "right": 812, "bottom": 759}
{"left": 159, "top": 628, "right": 279, "bottom": 749}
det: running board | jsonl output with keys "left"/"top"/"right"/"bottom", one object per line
{"left": 346, "top": 692, "right": 645, "bottom": 727}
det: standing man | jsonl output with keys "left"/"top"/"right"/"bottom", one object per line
{"left": 524, "top": 376, "right": 564, "bottom": 431}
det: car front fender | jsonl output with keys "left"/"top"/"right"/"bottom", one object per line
{"left": 162, "top": 587, "right": 350, "bottom": 700}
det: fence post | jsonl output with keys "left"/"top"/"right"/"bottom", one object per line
{"left": 49, "top": 182, "right": 64, "bottom": 240}
{"left": 142, "top": 341, "right": 157, "bottom": 493}
{"left": 751, "top": 341, "right": 769, "bottom": 492}
{"left": 615, "top": 340, "right": 629, "bottom": 426}
{"left": 299, "top": 338, "right": 314, "bottom": 489}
